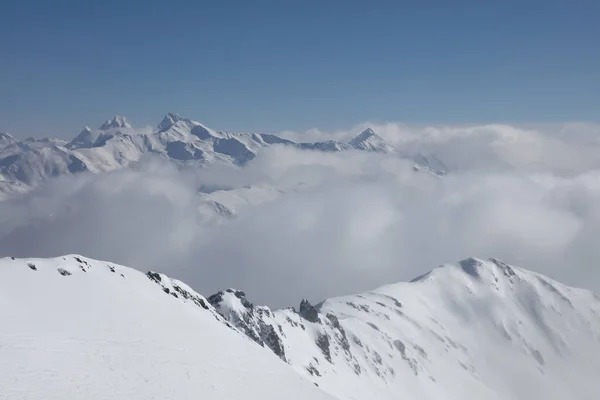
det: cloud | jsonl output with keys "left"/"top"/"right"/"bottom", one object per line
{"left": 2, "top": 122, "right": 600, "bottom": 308}
{"left": 281, "top": 121, "right": 600, "bottom": 175}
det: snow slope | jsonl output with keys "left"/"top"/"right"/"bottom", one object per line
{"left": 0, "top": 255, "right": 333, "bottom": 400}
{"left": 209, "top": 258, "right": 600, "bottom": 400}
{"left": 4, "top": 255, "right": 597, "bottom": 399}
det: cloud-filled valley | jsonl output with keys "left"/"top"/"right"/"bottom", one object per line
{"left": 2, "top": 120, "right": 600, "bottom": 307}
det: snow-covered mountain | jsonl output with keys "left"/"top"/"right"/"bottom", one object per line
{"left": 2, "top": 255, "right": 599, "bottom": 399}
{"left": 0, "top": 114, "right": 445, "bottom": 198}
{"left": 0, "top": 255, "right": 333, "bottom": 400}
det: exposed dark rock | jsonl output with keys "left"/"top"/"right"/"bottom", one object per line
{"left": 352, "top": 334, "right": 363, "bottom": 347}
{"left": 413, "top": 343, "right": 428, "bottom": 358}
{"left": 171, "top": 283, "right": 209, "bottom": 310}
{"left": 27, "top": 262, "right": 37, "bottom": 271}
{"left": 208, "top": 290, "right": 286, "bottom": 362}
{"left": 146, "top": 271, "right": 162, "bottom": 283}
{"left": 316, "top": 332, "right": 332, "bottom": 363}
{"left": 209, "top": 289, "right": 254, "bottom": 310}
{"left": 326, "top": 313, "right": 340, "bottom": 328}
{"left": 367, "top": 322, "right": 380, "bottom": 332}
{"left": 327, "top": 313, "right": 351, "bottom": 352}
{"left": 306, "top": 363, "right": 321, "bottom": 377}
{"left": 57, "top": 268, "right": 71, "bottom": 276}
{"left": 393, "top": 339, "right": 406, "bottom": 354}
{"left": 262, "top": 323, "right": 286, "bottom": 360}
{"left": 372, "top": 350, "right": 383, "bottom": 365}
{"left": 299, "top": 299, "right": 320, "bottom": 323}
{"left": 74, "top": 256, "right": 89, "bottom": 266}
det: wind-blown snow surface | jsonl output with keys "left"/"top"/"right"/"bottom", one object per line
{"left": 2, "top": 255, "right": 600, "bottom": 400}
{"left": 0, "top": 256, "right": 333, "bottom": 400}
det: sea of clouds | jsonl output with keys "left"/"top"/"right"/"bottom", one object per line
{"left": 2, "top": 121, "right": 600, "bottom": 307}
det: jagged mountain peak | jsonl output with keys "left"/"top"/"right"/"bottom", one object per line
{"left": 0, "top": 131, "right": 18, "bottom": 145}
{"left": 99, "top": 115, "right": 131, "bottom": 130}
{"left": 67, "top": 126, "right": 102, "bottom": 149}
{"left": 158, "top": 112, "right": 183, "bottom": 131}
{"left": 348, "top": 128, "right": 394, "bottom": 153}
{"left": 349, "top": 128, "right": 376, "bottom": 143}
{"left": 0, "top": 113, "right": 451, "bottom": 198}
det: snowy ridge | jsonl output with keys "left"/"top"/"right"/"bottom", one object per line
{"left": 2, "top": 254, "right": 598, "bottom": 399}
{"left": 207, "top": 257, "right": 600, "bottom": 400}
{"left": 0, "top": 114, "right": 446, "bottom": 198}
{"left": 0, "top": 255, "right": 333, "bottom": 400}
{"left": 99, "top": 115, "right": 132, "bottom": 130}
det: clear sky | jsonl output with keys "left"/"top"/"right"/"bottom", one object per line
{"left": 1, "top": 0, "right": 599, "bottom": 138}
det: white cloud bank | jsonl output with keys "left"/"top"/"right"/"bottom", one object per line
{"left": 2, "top": 122, "right": 600, "bottom": 307}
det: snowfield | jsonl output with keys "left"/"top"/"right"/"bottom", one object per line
{"left": 2, "top": 255, "right": 600, "bottom": 399}
{"left": 0, "top": 256, "right": 333, "bottom": 400}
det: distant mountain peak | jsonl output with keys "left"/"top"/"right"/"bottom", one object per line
{"left": 0, "top": 131, "right": 17, "bottom": 143}
{"left": 100, "top": 115, "right": 131, "bottom": 130}
{"left": 348, "top": 128, "right": 393, "bottom": 152}
{"left": 349, "top": 128, "right": 378, "bottom": 144}
{"left": 158, "top": 112, "right": 182, "bottom": 131}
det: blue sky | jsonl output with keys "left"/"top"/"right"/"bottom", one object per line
{"left": 1, "top": 0, "right": 599, "bottom": 138}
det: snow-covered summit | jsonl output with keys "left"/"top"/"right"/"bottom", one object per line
{"left": 0, "top": 131, "right": 17, "bottom": 146}
{"left": 349, "top": 128, "right": 395, "bottom": 153}
{"left": 0, "top": 114, "right": 446, "bottom": 198}
{"left": 67, "top": 125, "right": 99, "bottom": 149}
{"left": 99, "top": 115, "right": 131, "bottom": 130}
{"left": 206, "top": 257, "right": 600, "bottom": 400}
{"left": 158, "top": 112, "right": 183, "bottom": 131}
{"left": 349, "top": 128, "right": 376, "bottom": 145}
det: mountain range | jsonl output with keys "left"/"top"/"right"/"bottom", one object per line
{"left": 0, "top": 114, "right": 446, "bottom": 199}
{"left": 2, "top": 254, "right": 599, "bottom": 399}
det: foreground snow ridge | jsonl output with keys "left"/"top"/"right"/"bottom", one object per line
{"left": 2, "top": 255, "right": 600, "bottom": 400}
